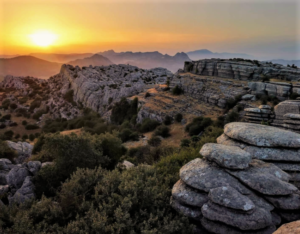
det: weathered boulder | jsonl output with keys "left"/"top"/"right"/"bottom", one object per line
{"left": 27, "top": 161, "right": 42, "bottom": 175}
{"left": 9, "top": 176, "right": 35, "bottom": 204}
{"left": 6, "top": 141, "right": 33, "bottom": 163}
{"left": 224, "top": 122, "right": 300, "bottom": 148}
{"left": 6, "top": 166, "right": 30, "bottom": 189}
{"left": 170, "top": 197, "right": 202, "bottom": 219}
{"left": 200, "top": 143, "right": 251, "bottom": 169}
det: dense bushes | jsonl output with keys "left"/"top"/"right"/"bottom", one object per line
{"left": 148, "top": 136, "right": 162, "bottom": 147}
{"left": 185, "top": 117, "right": 213, "bottom": 136}
{"left": 163, "top": 115, "right": 172, "bottom": 125}
{"left": 139, "top": 118, "right": 160, "bottom": 133}
{"left": 0, "top": 140, "right": 16, "bottom": 162}
{"left": 34, "top": 132, "right": 124, "bottom": 197}
{"left": 256, "top": 94, "right": 279, "bottom": 106}
{"left": 111, "top": 97, "right": 138, "bottom": 125}
{"left": 118, "top": 128, "right": 139, "bottom": 142}
{"left": 154, "top": 125, "right": 170, "bottom": 138}
{"left": 175, "top": 113, "right": 183, "bottom": 122}
{"left": 25, "top": 124, "right": 40, "bottom": 130}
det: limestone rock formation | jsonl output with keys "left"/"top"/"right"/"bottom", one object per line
{"left": 185, "top": 59, "right": 300, "bottom": 81}
{"left": 6, "top": 141, "right": 34, "bottom": 163}
{"left": 171, "top": 122, "right": 300, "bottom": 233}
{"left": 218, "top": 122, "right": 300, "bottom": 187}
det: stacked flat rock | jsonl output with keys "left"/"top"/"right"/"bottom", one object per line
{"left": 171, "top": 127, "right": 300, "bottom": 233}
{"left": 272, "top": 100, "right": 300, "bottom": 133}
{"left": 244, "top": 105, "right": 274, "bottom": 124}
{"left": 217, "top": 122, "right": 300, "bottom": 189}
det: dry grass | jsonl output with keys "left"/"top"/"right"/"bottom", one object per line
{"left": 60, "top": 128, "right": 82, "bottom": 136}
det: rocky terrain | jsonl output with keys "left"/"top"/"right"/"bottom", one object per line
{"left": 185, "top": 59, "right": 300, "bottom": 81}
{"left": 171, "top": 122, "right": 300, "bottom": 234}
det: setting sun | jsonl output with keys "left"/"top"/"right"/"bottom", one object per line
{"left": 29, "top": 31, "right": 58, "bottom": 47}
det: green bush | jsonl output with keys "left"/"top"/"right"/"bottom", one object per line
{"left": 2, "top": 99, "right": 10, "bottom": 109}
{"left": 2, "top": 114, "right": 11, "bottom": 120}
{"left": 10, "top": 103, "right": 18, "bottom": 109}
{"left": 3, "top": 130, "right": 14, "bottom": 140}
{"left": 172, "top": 85, "right": 183, "bottom": 95}
{"left": 139, "top": 118, "right": 160, "bottom": 133}
{"left": 175, "top": 113, "right": 183, "bottom": 122}
{"left": 111, "top": 97, "right": 138, "bottom": 125}
{"left": 22, "top": 120, "right": 27, "bottom": 126}
{"left": 180, "top": 139, "right": 191, "bottom": 147}
{"left": 148, "top": 136, "right": 162, "bottom": 147}
{"left": 32, "top": 110, "right": 47, "bottom": 120}
{"left": 29, "top": 134, "right": 35, "bottom": 141}
{"left": 0, "top": 140, "right": 16, "bottom": 162}
{"left": 225, "top": 111, "right": 239, "bottom": 123}
{"left": 154, "top": 125, "right": 170, "bottom": 138}
{"left": 22, "top": 134, "right": 28, "bottom": 140}
{"left": 15, "top": 134, "right": 20, "bottom": 139}
{"left": 25, "top": 124, "right": 40, "bottom": 130}
{"left": 163, "top": 115, "right": 172, "bottom": 125}
{"left": 32, "top": 135, "right": 45, "bottom": 154}
{"left": 29, "top": 99, "right": 41, "bottom": 112}
{"left": 118, "top": 128, "right": 139, "bottom": 142}
{"left": 290, "top": 93, "right": 300, "bottom": 100}
{"left": 185, "top": 117, "right": 213, "bottom": 136}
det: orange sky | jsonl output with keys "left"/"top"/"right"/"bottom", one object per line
{"left": 0, "top": 0, "right": 299, "bottom": 59}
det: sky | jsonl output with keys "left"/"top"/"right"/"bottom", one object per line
{"left": 0, "top": 0, "right": 299, "bottom": 60}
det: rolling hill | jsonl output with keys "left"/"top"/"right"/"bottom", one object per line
{"left": 69, "top": 54, "right": 113, "bottom": 67}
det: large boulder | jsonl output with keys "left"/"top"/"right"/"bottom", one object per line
{"left": 6, "top": 141, "right": 33, "bottom": 163}
{"left": 6, "top": 165, "right": 30, "bottom": 189}
{"left": 9, "top": 176, "right": 35, "bottom": 204}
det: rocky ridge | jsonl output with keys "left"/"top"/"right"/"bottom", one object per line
{"left": 171, "top": 122, "right": 300, "bottom": 233}
{"left": 185, "top": 59, "right": 300, "bottom": 81}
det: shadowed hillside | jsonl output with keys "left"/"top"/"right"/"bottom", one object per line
{"left": 69, "top": 54, "right": 113, "bottom": 67}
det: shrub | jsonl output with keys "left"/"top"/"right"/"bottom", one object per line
{"left": 185, "top": 117, "right": 213, "bottom": 136}
{"left": 225, "top": 111, "right": 239, "bottom": 123}
{"left": 145, "top": 92, "right": 151, "bottom": 98}
{"left": 29, "top": 134, "right": 35, "bottom": 141}
{"left": 148, "top": 136, "right": 162, "bottom": 147}
{"left": 2, "top": 114, "right": 11, "bottom": 120}
{"left": 154, "top": 125, "right": 170, "bottom": 138}
{"left": 225, "top": 95, "right": 242, "bottom": 110}
{"left": 18, "top": 97, "right": 28, "bottom": 104}
{"left": 2, "top": 99, "right": 10, "bottom": 109}
{"left": 180, "top": 139, "right": 191, "bottom": 147}
{"left": 175, "top": 113, "right": 183, "bottom": 122}
{"left": 10, "top": 103, "right": 18, "bottom": 109}
{"left": 172, "top": 85, "right": 183, "bottom": 95}
{"left": 25, "top": 124, "right": 40, "bottom": 130}
{"left": 22, "top": 134, "right": 28, "bottom": 140}
{"left": 22, "top": 120, "right": 28, "bottom": 126}
{"left": 63, "top": 90, "right": 74, "bottom": 103}
{"left": 118, "top": 128, "right": 139, "bottom": 142}
{"left": 0, "top": 140, "right": 16, "bottom": 162}
{"left": 29, "top": 99, "right": 41, "bottom": 112}
{"left": 290, "top": 93, "right": 300, "bottom": 100}
{"left": 3, "top": 130, "right": 14, "bottom": 140}
{"left": 163, "top": 115, "right": 172, "bottom": 125}
{"left": 111, "top": 97, "right": 138, "bottom": 125}
{"left": 139, "top": 118, "right": 160, "bottom": 133}
{"left": 32, "top": 134, "right": 45, "bottom": 154}
{"left": 33, "top": 110, "right": 47, "bottom": 120}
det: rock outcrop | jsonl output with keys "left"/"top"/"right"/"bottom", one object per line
{"left": 6, "top": 141, "right": 34, "bottom": 163}
{"left": 185, "top": 59, "right": 300, "bottom": 81}
{"left": 218, "top": 122, "right": 300, "bottom": 188}
{"left": 0, "top": 158, "right": 43, "bottom": 205}
{"left": 171, "top": 122, "right": 300, "bottom": 233}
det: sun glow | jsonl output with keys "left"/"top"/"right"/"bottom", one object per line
{"left": 29, "top": 30, "right": 58, "bottom": 47}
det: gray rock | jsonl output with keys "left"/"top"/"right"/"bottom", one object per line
{"left": 9, "top": 176, "right": 35, "bottom": 204}
{"left": 180, "top": 158, "right": 251, "bottom": 194}
{"left": 217, "top": 134, "right": 247, "bottom": 149}
{"left": 201, "top": 201, "right": 273, "bottom": 230}
{"left": 170, "top": 197, "right": 202, "bottom": 219}
{"left": 288, "top": 172, "right": 300, "bottom": 182}
{"left": 242, "top": 94, "right": 255, "bottom": 101}
{"left": 271, "top": 212, "right": 281, "bottom": 226}
{"left": 201, "top": 217, "right": 276, "bottom": 234}
{"left": 6, "top": 166, "right": 30, "bottom": 189}
{"left": 284, "top": 113, "right": 300, "bottom": 120}
{"left": 200, "top": 143, "right": 251, "bottom": 169}
{"left": 259, "top": 105, "right": 271, "bottom": 110}
{"left": 0, "top": 159, "right": 13, "bottom": 171}
{"left": 272, "top": 162, "right": 300, "bottom": 172}
{"left": 209, "top": 186, "right": 255, "bottom": 212}
{"left": 278, "top": 210, "right": 300, "bottom": 222}
{"left": 264, "top": 193, "right": 300, "bottom": 210}
{"left": 0, "top": 171, "right": 8, "bottom": 185}
{"left": 172, "top": 180, "right": 208, "bottom": 207}
{"left": 227, "top": 160, "right": 297, "bottom": 195}
{"left": 6, "top": 141, "right": 33, "bottom": 163}
{"left": 27, "top": 161, "right": 41, "bottom": 175}
{"left": 224, "top": 122, "right": 300, "bottom": 148}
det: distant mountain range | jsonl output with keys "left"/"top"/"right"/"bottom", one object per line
{"left": 98, "top": 50, "right": 190, "bottom": 72}
{"left": 0, "top": 56, "right": 61, "bottom": 79}
{"left": 69, "top": 54, "right": 113, "bottom": 67}
{"left": 29, "top": 53, "right": 94, "bottom": 63}
{"left": 0, "top": 49, "right": 299, "bottom": 79}
{"left": 186, "top": 49, "right": 254, "bottom": 60}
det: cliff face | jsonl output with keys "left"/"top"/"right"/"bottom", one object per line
{"left": 59, "top": 64, "right": 173, "bottom": 115}
{"left": 185, "top": 59, "right": 300, "bottom": 81}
